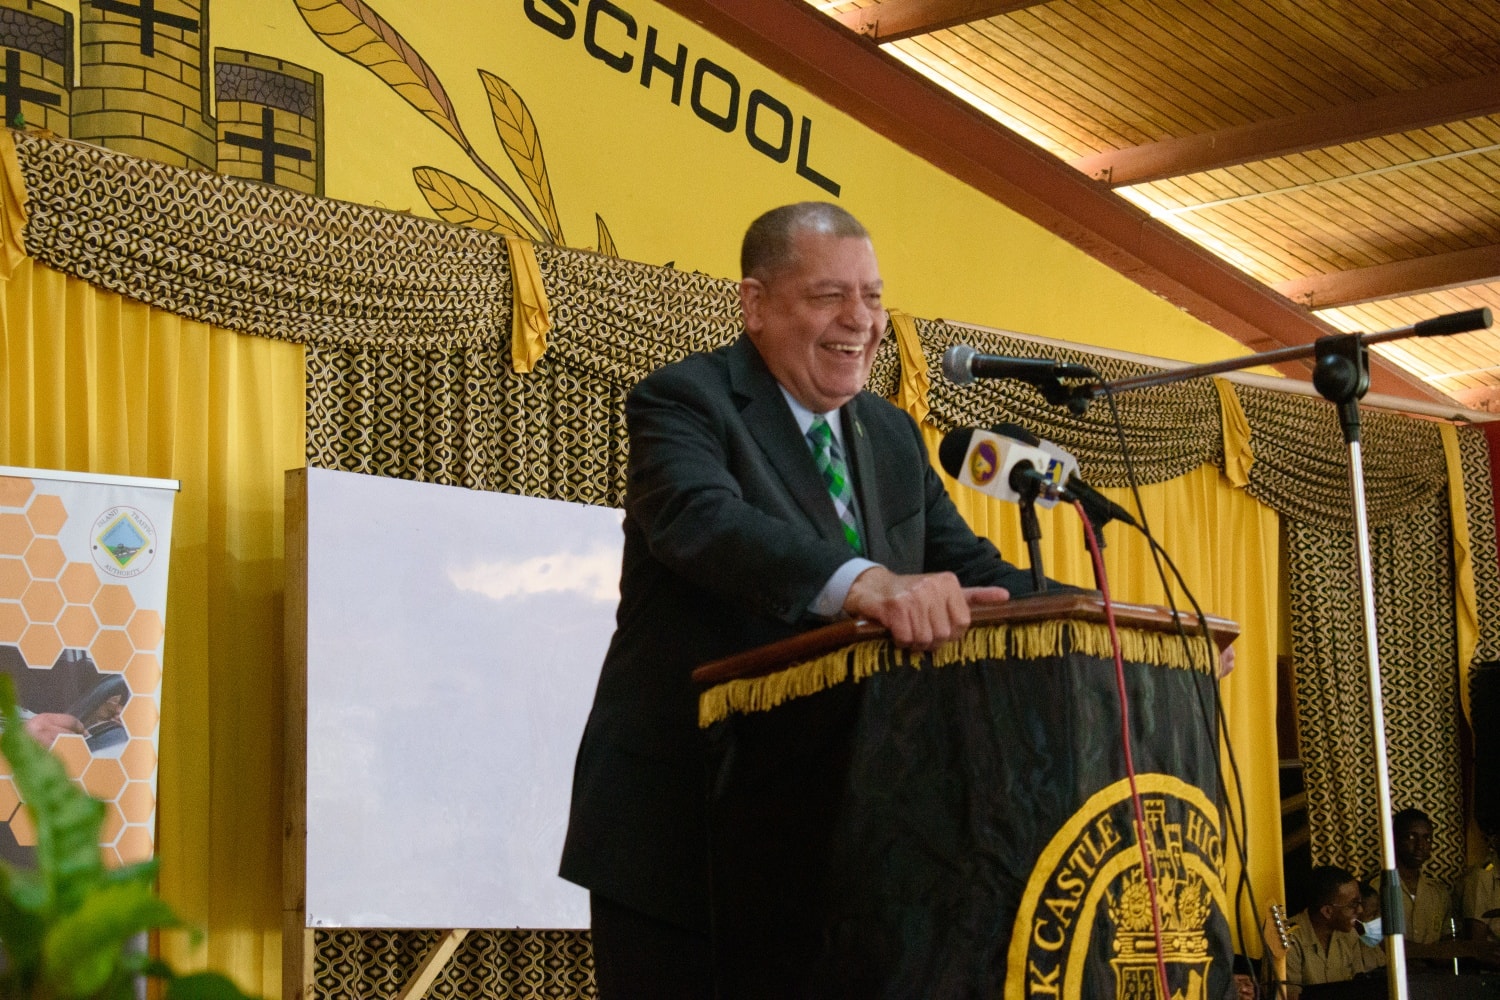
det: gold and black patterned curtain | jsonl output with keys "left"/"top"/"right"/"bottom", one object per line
{"left": 1236, "top": 381, "right": 1500, "bottom": 884}
{"left": 908, "top": 319, "right": 1224, "bottom": 486}
{"left": 11, "top": 131, "right": 1500, "bottom": 996}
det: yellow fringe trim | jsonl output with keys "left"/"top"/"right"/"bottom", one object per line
{"left": 698, "top": 621, "right": 1217, "bottom": 727}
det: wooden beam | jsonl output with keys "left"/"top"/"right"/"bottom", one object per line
{"left": 1274, "top": 244, "right": 1500, "bottom": 309}
{"left": 1071, "top": 72, "right": 1500, "bottom": 187}
{"left": 832, "top": 0, "right": 1046, "bottom": 42}
{"left": 397, "top": 930, "right": 471, "bottom": 1000}
{"left": 653, "top": 0, "right": 1445, "bottom": 402}
{"left": 1450, "top": 384, "right": 1500, "bottom": 413}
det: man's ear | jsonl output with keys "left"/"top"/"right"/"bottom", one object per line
{"left": 739, "top": 278, "right": 764, "bottom": 332}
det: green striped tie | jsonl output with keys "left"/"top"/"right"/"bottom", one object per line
{"left": 807, "top": 414, "right": 863, "bottom": 555}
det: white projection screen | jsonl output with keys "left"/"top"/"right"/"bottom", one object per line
{"left": 291, "top": 467, "right": 621, "bottom": 929}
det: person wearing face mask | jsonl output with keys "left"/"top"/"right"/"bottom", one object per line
{"left": 558, "top": 202, "right": 1039, "bottom": 998}
{"left": 1284, "top": 865, "right": 1386, "bottom": 998}
{"left": 1354, "top": 879, "right": 1383, "bottom": 947}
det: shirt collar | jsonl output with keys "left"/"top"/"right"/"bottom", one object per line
{"left": 779, "top": 387, "right": 847, "bottom": 447}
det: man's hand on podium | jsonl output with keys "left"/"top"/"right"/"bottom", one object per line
{"left": 844, "top": 566, "right": 1010, "bottom": 651}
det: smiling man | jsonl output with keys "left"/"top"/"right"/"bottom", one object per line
{"left": 559, "top": 202, "right": 1038, "bottom": 998}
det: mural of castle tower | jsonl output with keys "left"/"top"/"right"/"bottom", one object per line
{"left": 215, "top": 49, "right": 322, "bottom": 196}
{"left": 72, "top": 0, "right": 216, "bottom": 170}
{"left": 0, "top": 0, "right": 324, "bottom": 193}
{"left": 0, "top": 0, "right": 71, "bottom": 135}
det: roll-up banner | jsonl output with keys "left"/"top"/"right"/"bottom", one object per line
{"left": 0, "top": 466, "right": 178, "bottom": 869}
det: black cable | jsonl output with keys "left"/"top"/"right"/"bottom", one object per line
{"left": 1098, "top": 386, "right": 1267, "bottom": 974}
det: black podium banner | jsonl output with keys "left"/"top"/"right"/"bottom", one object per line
{"left": 697, "top": 598, "right": 1236, "bottom": 1000}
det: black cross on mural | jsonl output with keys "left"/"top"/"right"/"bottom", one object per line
{"left": 226, "top": 106, "right": 313, "bottom": 184}
{"left": 0, "top": 49, "right": 61, "bottom": 128}
{"left": 90, "top": 0, "right": 199, "bottom": 58}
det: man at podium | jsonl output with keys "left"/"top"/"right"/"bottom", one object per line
{"left": 559, "top": 202, "right": 1041, "bottom": 998}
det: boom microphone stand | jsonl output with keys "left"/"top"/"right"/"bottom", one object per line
{"left": 1027, "top": 306, "right": 1493, "bottom": 1000}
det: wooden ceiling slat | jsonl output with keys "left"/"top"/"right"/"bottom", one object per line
{"left": 1027, "top": 5, "right": 1247, "bottom": 134}
{"left": 1251, "top": 3, "right": 1427, "bottom": 96}
{"left": 1274, "top": 243, "right": 1500, "bottom": 307}
{"left": 1123, "top": 1, "right": 1336, "bottom": 118}
{"left": 833, "top": 0, "right": 1046, "bottom": 42}
{"left": 1383, "top": 175, "right": 1500, "bottom": 245}
{"left": 1227, "top": 3, "right": 1394, "bottom": 102}
{"left": 898, "top": 34, "right": 1125, "bottom": 150}
{"left": 961, "top": 13, "right": 1213, "bottom": 140}
{"left": 1025, "top": 2, "right": 1324, "bottom": 133}
{"left": 1070, "top": 72, "right": 1500, "bottom": 185}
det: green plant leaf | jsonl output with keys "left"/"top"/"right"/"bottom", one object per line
{"left": 165, "top": 970, "right": 263, "bottom": 1000}
{"left": 0, "top": 865, "right": 46, "bottom": 994}
{"left": 0, "top": 676, "right": 105, "bottom": 920}
{"left": 99, "top": 857, "right": 159, "bottom": 893}
{"left": 41, "top": 880, "right": 178, "bottom": 997}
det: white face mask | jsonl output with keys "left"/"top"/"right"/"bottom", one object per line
{"left": 1357, "top": 916, "right": 1383, "bottom": 947}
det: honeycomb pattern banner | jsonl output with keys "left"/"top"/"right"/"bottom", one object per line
{"left": 0, "top": 468, "right": 177, "bottom": 869}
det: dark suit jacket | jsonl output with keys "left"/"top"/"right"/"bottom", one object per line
{"left": 559, "top": 335, "right": 1035, "bottom": 930}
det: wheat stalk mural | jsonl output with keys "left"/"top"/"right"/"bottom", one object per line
{"left": 292, "top": 0, "right": 618, "bottom": 253}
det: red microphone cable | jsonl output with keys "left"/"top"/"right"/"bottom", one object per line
{"left": 1076, "top": 498, "right": 1171, "bottom": 998}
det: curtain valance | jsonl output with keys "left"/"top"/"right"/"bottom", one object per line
{"left": 5, "top": 130, "right": 1483, "bottom": 530}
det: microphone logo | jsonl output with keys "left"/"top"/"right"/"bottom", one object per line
{"left": 1041, "top": 457, "right": 1069, "bottom": 492}
{"left": 970, "top": 441, "right": 1001, "bottom": 486}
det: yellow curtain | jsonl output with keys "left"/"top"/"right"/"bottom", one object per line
{"left": 0, "top": 257, "right": 305, "bottom": 998}
{"left": 923, "top": 425, "right": 1284, "bottom": 944}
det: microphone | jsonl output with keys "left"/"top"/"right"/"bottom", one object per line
{"left": 992, "top": 424, "right": 1139, "bottom": 529}
{"left": 937, "top": 426, "right": 1065, "bottom": 508}
{"left": 942, "top": 345, "right": 1099, "bottom": 386}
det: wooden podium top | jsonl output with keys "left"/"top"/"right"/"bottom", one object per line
{"left": 690, "top": 591, "right": 1239, "bottom": 688}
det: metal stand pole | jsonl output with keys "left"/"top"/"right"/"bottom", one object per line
{"left": 1016, "top": 488, "right": 1048, "bottom": 593}
{"left": 1313, "top": 339, "right": 1409, "bottom": 1000}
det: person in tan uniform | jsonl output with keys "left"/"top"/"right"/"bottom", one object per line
{"left": 1459, "top": 829, "right": 1500, "bottom": 943}
{"left": 1389, "top": 807, "right": 1500, "bottom": 968}
{"left": 1392, "top": 808, "right": 1452, "bottom": 945}
{"left": 1285, "top": 865, "right": 1386, "bottom": 998}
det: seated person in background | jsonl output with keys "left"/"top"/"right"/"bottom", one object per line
{"left": 1354, "top": 879, "right": 1383, "bottom": 947}
{"left": 1388, "top": 806, "right": 1500, "bottom": 967}
{"left": 1284, "top": 865, "right": 1386, "bottom": 999}
{"left": 1459, "top": 828, "right": 1500, "bottom": 943}
{"left": 1229, "top": 954, "right": 1257, "bottom": 1000}
{"left": 1391, "top": 807, "right": 1451, "bottom": 946}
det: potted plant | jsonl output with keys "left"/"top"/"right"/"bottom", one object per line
{"left": 0, "top": 676, "right": 258, "bottom": 999}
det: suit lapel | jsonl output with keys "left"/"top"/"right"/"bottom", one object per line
{"left": 727, "top": 337, "right": 846, "bottom": 541}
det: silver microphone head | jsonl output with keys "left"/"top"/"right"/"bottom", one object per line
{"left": 942, "top": 344, "right": 977, "bottom": 385}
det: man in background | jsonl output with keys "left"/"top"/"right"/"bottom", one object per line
{"left": 1391, "top": 808, "right": 1452, "bottom": 947}
{"left": 559, "top": 202, "right": 1037, "bottom": 998}
{"left": 1285, "top": 865, "right": 1386, "bottom": 998}
{"left": 1460, "top": 829, "right": 1500, "bottom": 943}
{"left": 1388, "top": 807, "right": 1500, "bottom": 968}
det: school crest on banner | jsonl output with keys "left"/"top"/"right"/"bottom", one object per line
{"left": 1008, "top": 775, "right": 1230, "bottom": 1000}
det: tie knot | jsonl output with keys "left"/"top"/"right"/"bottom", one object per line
{"left": 808, "top": 414, "right": 834, "bottom": 447}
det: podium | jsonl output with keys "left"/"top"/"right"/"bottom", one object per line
{"left": 692, "top": 592, "right": 1239, "bottom": 1000}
